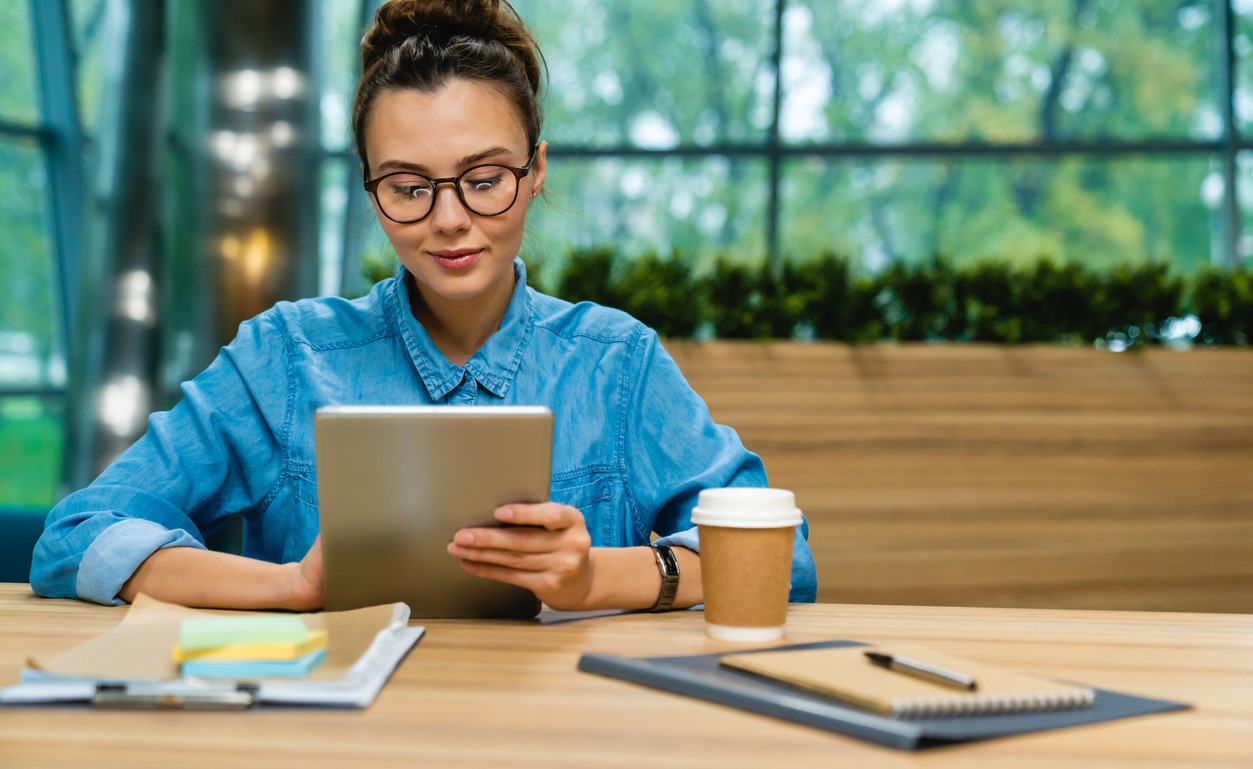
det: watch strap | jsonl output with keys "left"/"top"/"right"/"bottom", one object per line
{"left": 649, "top": 543, "right": 680, "bottom": 612}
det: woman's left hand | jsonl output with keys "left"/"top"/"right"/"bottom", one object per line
{"left": 447, "top": 503, "right": 594, "bottom": 611}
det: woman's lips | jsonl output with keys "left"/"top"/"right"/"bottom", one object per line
{"left": 428, "top": 248, "right": 482, "bottom": 269}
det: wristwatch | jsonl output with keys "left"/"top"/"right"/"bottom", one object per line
{"left": 649, "top": 543, "right": 680, "bottom": 612}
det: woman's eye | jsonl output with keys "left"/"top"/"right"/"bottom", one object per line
{"left": 389, "top": 182, "right": 431, "bottom": 199}
{"left": 466, "top": 173, "right": 504, "bottom": 190}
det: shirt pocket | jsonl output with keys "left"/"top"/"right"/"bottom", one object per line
{"left": 255, "top": 469, "right": 319, "bottom": 563}
{"left": 550, "top": 467, "right": 637, "bottom": 548}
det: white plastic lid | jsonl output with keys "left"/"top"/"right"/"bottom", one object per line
{"left": 690, "top": 488, "right": 803, "bottom": 528}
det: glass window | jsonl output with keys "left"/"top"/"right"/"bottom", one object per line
{"left": 69, "top": 0, "right": 106, "bottom": 134}
{"left": 319, "top": 154, "right": 351, "bottom": 296}
{"left": 780, "top": 154, "right": 1216, "bottom": 272}
{"left": 1235, "top": 2, "right": 1253, "bottom": 133}
{"left": 521, "top": 0, "right": 777, "bottom": 148}
{"left": 1236, "top": 151, "right": 1253, "bottom": 262}
{"left": 0, "top": 135, "right": 64, "bottom": 511}
{"left": 787, "top": 1, "right": 1218, "bottom": 144}
{"left": 0, "top": 138, "right": 61, "bottom": 389}
{"left": 0, "top": 397, "right": 64, "bottom": 508}
{"left": 320, "top": 0, "right": 363, "bottom": 152}
{"left": 524, "top": 155, "right": 770, "bottom": 280}
{"left": 0, "top": 1, "right": 39, "bottom": 123}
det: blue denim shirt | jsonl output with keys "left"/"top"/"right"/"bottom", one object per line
{"left": 33, "top": 259, "right": 817, "bottom": 605}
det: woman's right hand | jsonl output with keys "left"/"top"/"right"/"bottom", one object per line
{"left": 285, "top": 535, "right": 325, "bottom": 610}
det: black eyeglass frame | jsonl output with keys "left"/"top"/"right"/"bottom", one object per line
{"left": 363, "top": 149, "right": 538, "bottom": 225}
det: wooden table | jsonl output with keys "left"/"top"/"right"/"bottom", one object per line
{"left": 0, "top": 583, "right": 1250, "bottom": 768}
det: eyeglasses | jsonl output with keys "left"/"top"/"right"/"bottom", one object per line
{"left": 363, "top": 151, "right": 536, "bottom": 225}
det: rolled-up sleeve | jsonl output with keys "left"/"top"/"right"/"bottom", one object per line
{"left": 625, "top": 331, "right": 818, "bottom": 603}
{"left": 31, "top": 313, "right": 289, "bottom": 604}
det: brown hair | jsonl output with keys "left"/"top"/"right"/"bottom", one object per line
{"left": 353, "top": 0, "right": 545, "bottom": 177}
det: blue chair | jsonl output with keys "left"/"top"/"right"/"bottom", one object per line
{"left": 0, "top": 509, "right": 46, "bottom": 583}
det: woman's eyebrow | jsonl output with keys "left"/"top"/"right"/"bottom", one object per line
{"left": 375, "top": 146, "right": 517, "bottom": 174}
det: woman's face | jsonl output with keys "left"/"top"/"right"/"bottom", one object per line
{"left": 364, "top": 80, "right": 546, "bottom": 311}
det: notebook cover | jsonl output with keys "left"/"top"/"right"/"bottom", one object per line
{"left": 576, "top": 640, "right": 1190, "bottom": 751}
{"left": 721, "top": 644, "right": 1094, "bottom": 717}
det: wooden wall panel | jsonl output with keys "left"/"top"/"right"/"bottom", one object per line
{"left": 666, "top": 342, "right": 1253, "bottom": 613}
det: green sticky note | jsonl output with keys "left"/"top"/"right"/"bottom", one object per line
{"left": 178, "top": 615, "right": 309, "bottom": 652}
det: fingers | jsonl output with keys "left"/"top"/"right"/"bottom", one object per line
{"left": 446, "top": 503, "right": 591, "bottom": 606}
{"left": 451, "top": 526, "right": 551, "bottom": 553}
{"left": 449, "top": 503, "right": 585, "bottom": 553}
{"left": 447, "top": 502, "right": 595, "bottom": 610}
{"left": 495, "top": 502, "right": 581, "bottom": 531}
{"left": 448, "top": 523, "right": 590, "bottom": 567}
{"left": 457, "top": 549, "right": 593, "bottom": 608}
{"left": 450, "top": 541, "right": 586, "bottom": 574}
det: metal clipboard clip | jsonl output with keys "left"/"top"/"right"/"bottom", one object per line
{"left": 92, "top": 682, "right": 258, "bottom": 710}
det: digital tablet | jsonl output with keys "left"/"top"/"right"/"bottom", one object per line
{"left": 315, "top": 405, "right": 552, "bottom": 618}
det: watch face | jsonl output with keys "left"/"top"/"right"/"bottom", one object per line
{"left": 655, "top": 544, "right": 680, "bottom": 577}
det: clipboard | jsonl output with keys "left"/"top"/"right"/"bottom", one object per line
{"left": 0, "top": 594, "right": 423, "bottom": 709}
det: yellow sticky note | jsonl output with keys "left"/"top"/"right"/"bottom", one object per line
{"left": 173, "top": 630, "right": 328, "bottom": 663}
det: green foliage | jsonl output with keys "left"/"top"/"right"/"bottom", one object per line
{"left": 1190, "top": 268, "right": 1253, "bottom": 346}
{"left": 876, "top": 259, "right": 965, "bottom": 342}
{"left": 528, "top": 248, "right": 1253, "bottom": 346}
{"left": 615, "top": 251, "right": 704, "bottom": 338}
{"left": 552, "top": 246, "right": 621, "bottom": 309}
{"left": 952, "top": 260, "right": 1185, "bottom": 345}
{"left": 783, "top": 255, "right": 883, "bottom": 343}
{"left": 1092, "top": 263, "right": 1185, "bottom": 344}
{"left": 961, "top": 260, "right": 1022, "bottom": 342}
{"left": 0, "top": 402, "right": 61, "bottom": 508}
{"left": 360, "top": 251, "right": 398, "bottom": 287}
{"left": 552, "top": 247, "right": 704, "bottom": 338}
{"left": 700, "top": 260, "right": 785, "bottom": 340}
{"left": 1017, "top": 261, "right": 1097, "bottom": 343}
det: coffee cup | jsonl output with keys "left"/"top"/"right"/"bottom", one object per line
{"left": 691, "top": 487, "right": 802, "bottom": 641}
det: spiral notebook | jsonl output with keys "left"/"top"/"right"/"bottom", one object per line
{"left": 720, "top": 644, "right": 1095, "bottom": 718}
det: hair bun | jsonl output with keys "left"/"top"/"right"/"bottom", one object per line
{"left": 363, "top": 0, "right": 503, "bottom": 69}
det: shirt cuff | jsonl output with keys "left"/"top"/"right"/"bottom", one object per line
{"left": 75, "top": 518, "right": 206, "bottom": 606}
{"left": 653, "top": 527, "right": 700, "bottom": 554}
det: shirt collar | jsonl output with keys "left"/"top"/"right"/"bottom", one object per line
{"left": 388, "top": 258, "right": 534, "bottom": 401}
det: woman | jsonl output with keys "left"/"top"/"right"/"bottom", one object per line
{"left": 31, "top": 0, "right": 817, "bottom": 611}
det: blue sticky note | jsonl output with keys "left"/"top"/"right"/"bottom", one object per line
{"left": 181, "top": 649, "right": 326, "bottom": 679}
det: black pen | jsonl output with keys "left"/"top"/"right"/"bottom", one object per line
{"left": 864, "top": 651, "right": 978, "bottom": 691}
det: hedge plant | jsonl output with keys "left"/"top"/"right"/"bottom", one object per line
{"left": 554, "top": 248, "right": 1253, "bottom": 346}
